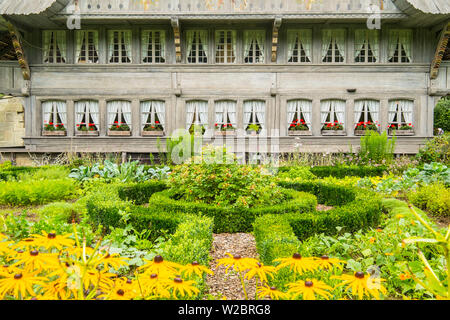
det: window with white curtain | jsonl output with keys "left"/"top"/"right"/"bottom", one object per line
{"left": 287, "top": 30, "right": 312, "bottom": 63}
{"left": 42, "top": 101, "right": 67, "bottom": 129}
{"left": 287, "top": 100, "right": 312, "bottom": 129}
{"left": 215, "top": 30, "right": 236, "bottom": 63}
{"left": 141, "top": 101, "right": 165, "bottom": 131}
{"left": 186, "top": 30, "right": 208, "bottom": 64}
{"left": 43, "top": 31, "right": 66, "bottom": 63}
{"left": 320, "top": 100, "right": 346, "bottom": 128}
{"left": 388, "top": 100, "right": 414, "bottom": 128}
{"left": 388, "top": 30, "right": 412, "bottom": 63}
{"left": 75, "top": 30, "right": 99, "bottom": 63}
{"left": 142, "top": 30, "right": 166, "bottom": 63}
{"left": 322, "top": 29, "right": 345, "bottom": 63}
{"left": 243, "top": 30, "right": 265, "bottom": 64}
{"left": 215, "top": 101, "right": 237, "bottom": 130}
{"left": 354, "top": 100, "right": 380, "bottom": 126}
{"left": 108, "top": 30, "right": 132, "bottom": 63}
{"left": 186, "top": 100, "right": 209, "bottom": 131}
{"left": 354, "top": 30, "right": 379, "bottom": 63}
{"left": 244, "top": 100, "right": 266, "bottom": 131}
{"left": 107, "top": 101, "right": 132, "bottom": 130}
{"left": 75, "top": 100, "right": 99, "bottom": 131}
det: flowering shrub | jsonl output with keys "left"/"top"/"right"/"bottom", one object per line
{"left": 77, "top": 123, "right": 97, "bottom": 131}
{"left": 322, "top": 121, "right": 344, "bottom": 131}
{"left": 109, "top": 122, "right": 130, "bottom": 131}
{"left": 355, "top": 121, "right": 379, "bottom": 131}
{"left": 215, "top": 123, "right": 235, "bottom": 131}
{"left": 289, "top": 119, "right": 309, "bottom": 131}
{"left": 389, "top": 123, "right": 414, "bottom": 131}
{"left": 143, "top": 121, "right": 163, "bottom": 131}
{"left": 44, "top": 122, "right": 66, "bottom": 131}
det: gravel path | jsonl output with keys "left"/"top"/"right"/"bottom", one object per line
{"left": 205, "top": 233, "right": 259, "bottom": 300}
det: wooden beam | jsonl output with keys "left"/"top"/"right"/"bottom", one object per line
{"left": 6, "top": 22, "right": 30, "bottom": 80}
{"left": 171, "top": 18, "right": 181, "bottom": 63}
{"left": 430, "top": 22, "right": 450, "bottom": 80}
{"left": 271, "top": 17, "right": 282, "bottom": 63}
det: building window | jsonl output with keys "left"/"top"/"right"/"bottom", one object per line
{"left": 108, "top": 30, "right": 132, "bottom": 63}
{"left": 388, "top": 30, "right": 412, "bottom": 63}
{"left": 107, "top": 101, "right": 132, "bottom": 131}
{"left": 141, "top": 101, "right": 165, "bottom": 132}
{"left": 75, "top": 100, "right": 99, "bottom": 132}
{"left": 388, "top": 100, "right": 414, "bottom": 128}
{"left": 186, "top": 100, "right": 208, "bottom": 133}
{"left": 142, "top": 30, "right": 166, "bottom": 63}
{"left": 244, "top": 100, "right": 265, "bottom": 132}
{"left": 42, "top": 101, "right": 66, "bottom": 130}
{"left": 322, "top": 30, "right": 345, "bottom": 63}
{"left": 215, "top": 100, "right": 237, "bottom": 131}
{"left": 186, "top": 30, "right": 208, "bottom": 64}
{"left": 354, "top": 30, "right": 379, "bottom": 63}
{"left": 287, "top": 100, "right": 312, "bottom": 130}
{"left": 287, "top": 30, "right": 312, "bottom": 63}
{"left": 354, "top": 100, "right": 380, "bottom": 128}
{"left": 243, "top": 30, "right": 265, "bottom": 64}
{"left": 43, "top": 31, "right": 66, "bottom": 63}
{"left": 320, "top": 100, "right": 346, "bottom": 129}
{"left": 75, "top": 30, "right": 99, "bottom": 63}
{"left": 215, "top": 30, "right": 236, "bottom": 63}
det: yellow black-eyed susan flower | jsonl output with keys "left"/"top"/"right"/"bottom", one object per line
{"left": 287, "top": 279, "right": 333, "bottom": 300}
{"left": 163, "top": 277, "right": 200, "bottom": 299}
{"left": 332, "top": 271, "right": 387, "bottom": 300}
{"left": 138, "top": 255, "right": 182, "bottom": 277}
{"left": 0, "top": 271, "right": 46, "bottom": 299}
{"left": 245, "top": 262, "right": 276, "bottom": 283}
{"left": 314, "top": 255, "right": 345, "bottom": 271}
{"left": 257, "top": 285, "right": 289, "bottom": 300}
{"left": 180, "top": 261, "right": 214, "bottom": 278}
{"left": 217, "top": 253, "right": 258, "bottom": 273}
{"left": 29, "top": 232, "right": 75, "bottom": 251}
{"left": 274, "top": 253, "right": 317, "bottom": 275}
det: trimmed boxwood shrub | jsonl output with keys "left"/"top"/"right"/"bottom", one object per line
{"left": 0, "top": 166, "right": 40, "bottom": 181}
{"left": 309, "top": 165, "right": 387, "bottom": 178}
{"left": 118, "top": 180, "right": 167, "bottom": 205}
{"left": 148, "top": 189, "right": 317, "bottom": 233}
{"left": 127, "top": 207, "right": 183, "bottom": 240}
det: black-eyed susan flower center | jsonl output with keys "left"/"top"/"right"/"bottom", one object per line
{"left": 270, "top": 287, "right": 277, "bottom": 291}
{"left": 305, "top": 281, "right": 313, "bottom": 287}
{"left": 321, "top": 255, "right": 329, "bottom": 260}
{"left": 233, "top": 255, "right": 241, "bottom": 260}
{"left": 105, "top": 254, "right": 111, "bottom": 259}
{"left": 30, "top": 250, "right": 39, "bottom": 256}
{"left": 126, "top": 279, "right": 132, "bottom": 284}
{"left": 154, "top": 255, "right": 164, "bottom": 263}
{"left": 292, "top": 253, "right": 302, "bottom": 259}
{"left": 14, "top": 273, "right": 23, "bottom": 280}
{"left": 47, "top": 233, "right": 56, "bottom": 239}
{"left": 257, "top": 263, "right": 262, "bottom": 268}
{"left": 355, "top": 271, "right": 365, "bottom": 279}
{"left": 192, "top": 261, "right": 199, "bottom": 266}
{"left": 174, "top": 278, "right": 183, "bottom": 283}
{"left": 116, "top": 289, "right": 125, "bottom": 296}
{"left": 150, "top": 274, "right": 158, "bottom": 279}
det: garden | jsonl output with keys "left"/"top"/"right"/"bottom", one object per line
{"left": 0, "top": 130, "right": 449, "bottom": 301}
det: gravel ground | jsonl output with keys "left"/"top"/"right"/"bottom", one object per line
{"left": 205, "top": 233, "right": 260, "bottom": 300}
{"left": 317, "top": 204, "right": 333, "bottom": 211}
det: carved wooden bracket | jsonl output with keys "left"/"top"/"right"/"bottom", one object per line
{"left": 171, "top": 18, "right": 181, "bottom": 63}
{"left": 271, "top": 17, "right": 282, "bottom": 63}
{"left": 7, "top": 22, "right": 30, "bottom": 81}
{"left": 430, "top": 22, "right": 450, "bottom": 80}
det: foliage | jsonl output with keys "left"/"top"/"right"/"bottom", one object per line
{"left": 408, "top": 183, "right": 450, "bottom": 217}
{"left": 117, "top": 181, "right": 168, "bottom": 205}
{"left": 309, "top": 165, "right": 387, "bottom": 179}
{"left": 417, "top": 133, "right": 450, "bottom": 165}
{"left": 359, "top": 131, "right": 396, "bottom": 164}
{"left": 433, "top": 96, "right": 450, "bottom": 132}
{"left": 276, "top": 166, "right": 316, "bottom": 181}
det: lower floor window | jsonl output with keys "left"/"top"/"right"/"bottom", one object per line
{"left": 389, "top": 100, "right": 414, "bottom": 130}
{"left": 215, "top": 100, "right": 237, "bottom": 131}
{"left": 186, "top": 100, "right": 208, "bottom": 133}
{"left": 321, "top": 100, "right": 345, "bottom": 130}
{"left": 244, "top": 100, "right": 265, "bottom": 133}
{"left": 354, "top": 100, "right": 380, "bottom": 130}
{"left": 42, "top": 101, "right": 66, "bottom": 132}
{"left": 141, "top": 100, "right": 165, "bottom": 132}
{"left": 75, "top": 100, "right": 99, "bottom": 132}
{"left": 287, "top": 100, "right": 312, "bottom": 131}
{"left": 107, "top": 100, "right": 132, "bottom": 131}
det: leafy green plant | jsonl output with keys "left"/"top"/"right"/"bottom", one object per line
{"left": 433, "top": 96, "right": 450, "bottom": 132}
{"left": 359, "top": 131, "right": 396, "bottom": 164}
{"left": 417, "top": 133, "right": 450, "bottom": 165}
{"left": 408, "top": 183, "right": 450, "bottom": 217}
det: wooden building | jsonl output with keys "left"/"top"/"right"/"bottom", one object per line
{"left": 0, "top": 0, "right": 449, "bottom": 157}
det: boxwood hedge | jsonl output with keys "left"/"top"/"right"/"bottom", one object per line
{"left": 309, "top": 165, "right": 387, "bottom": 178}
{"left": 117, "top": 180, "right": 167, "bottom": 205}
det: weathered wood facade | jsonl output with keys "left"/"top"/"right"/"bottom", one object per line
{"left": 1, "top": 0, "right": 449, "bottom": 155}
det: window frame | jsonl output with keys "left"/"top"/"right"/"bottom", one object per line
{"left": 75, "top": 100, "right": 100, "bottom": 131}
{"left": 214, "top": 100, "right": 237, "bottom": 130}
{"left": 215, "top": 30, "right": 237, "bottom": 64}
{"left": 107, "top": 100, "right": 132, "bottom": 130}
{"left": 42, "top": 100, "right": 66, "bottom": 129}
{"left": 107, "top": 30, "right": 133, "bottom": 64}
{"left": 75, "top": 30, "right": 99, "bottom": 64}
{"left": 388, "top": 29, "right": 413, "bottom": 64}
{"left": 354, "top": 29, "right": 379, "bottom": 63}
{"left": 388, "top": 100, "right": 414, "bottom": 127}
{"left": 42, "top": 30, "right": 67, "bottom": 64}
{"left": 286, "top": 29, "right": 313, "bottom": 64}
{"left": 287, "top": 99, "right": 312, "bottom": 130}
{"left": 320, "top": 99, "right": 346, "bottom": 129}
{"left": 186, "top": 30, "right": 209, "bottom": 64}
{"left": 141, "top": 100, "right": 165, "bottom": 130}
{"left": 321, "top": 29, "right": 346, "bottom": 64}
{"left": 243, "top": 30, "right": 266, "bottom": 64}
{"left": 141, "top": 30, "right": 166, "bottom": 64}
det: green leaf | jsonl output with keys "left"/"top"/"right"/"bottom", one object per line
{"left": 361, "top": 248, "right": 372, "bottom": 257}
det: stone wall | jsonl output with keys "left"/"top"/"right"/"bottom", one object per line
{"left": 0, "top": 96, "right": 25, "bottom": 147}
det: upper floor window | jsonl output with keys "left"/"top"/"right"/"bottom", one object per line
{"left": 141, "top": 101, "right": 165, "bottom": 132}
{"left": 321, "top": 100, "right": 345, "bottom": 129}
{"left": 354, "top": 100, "right": 380, "bottom": 128}
{"left": 322, "top": 30, "right": 345, "bottom": 63}
{"left": 287, "top": 100, "right": 312, "bottom": 131}
{"left": 43, "top": 31, "right": 66, "bottom": 63}
{"left": 388, "top": 100, "right": 413, "bottom": 128}
{"left": 42, "top": 101, "right": 66, "bottom": 131}
{"left": 215, "top": 100, "right": 237, "bottom": 131}
{"left": 75, "top": 30, "right": 99, "bottom": 64}
{"left": 244, "top": 100, "right": 265, "bottom": 132}
{"left": 186, "top": 100, "right": 209, "bottom": 133}
{"left": 186, "top": 30, "right": 208, "bottom": 64}
{"left": 388, "top": 30, "right": 412, "bottom": 63}
{"left": 107, "top": 101, "right": 132, "bottom": 131}
{"left": 142, "top": 30, "right": 166, "bottom": 63}
{"left": 287, "top": 29, "right": 312, "bottom": 63}
{"left": 215, "top": 30, "right": 236, "bottom": 64}
{"left": 243, "top": 30, "right": 265, "bottom": 64}
{"left": 108, "top": 30, "right": 132, "bottom": 64}
{"left": 354, "top": 30, "right": 379, "bottom": 63}
{"left": 75, "top": 100, "right": 99, "bottom": 132}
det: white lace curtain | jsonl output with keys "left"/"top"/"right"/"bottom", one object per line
{"left": 322, "top": 30, "right": 345, "bottom": 61}
{"left": 389, "top": 100, "right": 413, "bottom": 125}
{"left": 388, "top": 30, "right": 412, "bottom": 61}
{"left": 287, "top": 100, "right": 312, "bottom": 128}
{"left": 321, "top": 100, "right": 345, "bottom": 125}
{"left": 215, "top": 101, "right": 237, "bottom": 128}
{"left": 108, "top": 31, "right": 132, "bottom": 62}
{"left": 186, "top": 101, "right": 208, "bottom": 130}
{"left": 243, "top": 30, "right": 265, "bottom": 61}
{"left": 354, "top": 100, "right": 379, "bottom": 124}
{"left": 42, "top": 101, "right": 66, "bottom": 127}
{"left": 107, "top": 101, "right": 132, "bottom": 128}
{"left": 43, "top": 31, "right": 66, "bottom": 62}
{"left": 244, "top": 101, "right": 266, "bottom": 130}
{"left": 287, "top": 30, "right": 312, "bottom": 62}
{"left": 141, "top": 30, "right": 166, "bottom": 62}
{"left": 75, "top": 101, "right": 99, "bottom": 128}
{"left": 75, "top": 31, "right": 99, "bottom": 63}
{"left": 186, "top": 30, "right": 208, "bottom": 59}
{"left": 141, "top": 101, "right": 165, "bottom": 130}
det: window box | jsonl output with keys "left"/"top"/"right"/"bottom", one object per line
{"left": 215, "top": 130, "right": 236, "bottom": 136}
{"left": 389, "top": 129, "right": 414, "bottom": 136}
{"left": 142, "top": 130, "right": 164, "bottom": 137}
{"left": 321, "top": 130, "right": 346, "bottom": 136}
{"left": 42, "top": 130, "right": 66, "bottom": 136}
{"left": 354, "top": 129, "right": 379, "bottom": 136}
{"left": 289, "top": 130, "right": 312, "bottom": 136}
{"left": 108, "top": 130, "right": 131, "bottom": 136}
{"left": 76, "top": 130, "right": 99, "bottom": 137}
